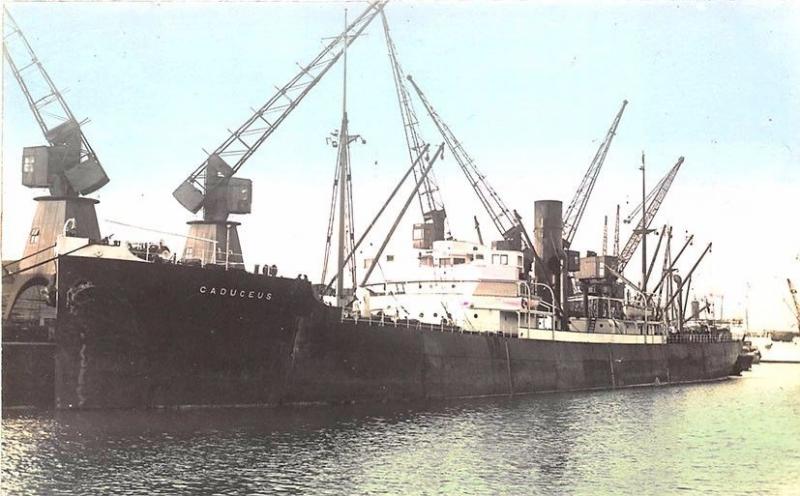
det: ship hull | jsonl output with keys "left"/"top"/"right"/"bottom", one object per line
{"left": 4, "top": 256, "right": 742, "bottom": 409}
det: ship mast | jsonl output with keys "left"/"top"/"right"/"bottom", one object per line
{"left": 639, "top": 152, "right": 648, "bottom": 293}
{"left": 613, "top": 204, "right": 620, "bottom": 256}
{"left": 320, "top": 9, "right": 365, "bottom": 307}
{"left": 336, "top": 10, "right": 349, "bottom": 307}
{"left": 336, "top": 11, "right": 352, "bottom": 307}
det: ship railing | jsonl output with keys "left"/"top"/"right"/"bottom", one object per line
{"left": 666, "top": 332, "right": 732, "bottom": 344}
{"left": 361, "top": 278, "right": 519, "bottom": 297}
{"left": 519, "top": 282, "right": 557, "bottom": 338}
{"left": 341, "top": 314, "right": 529, "bottom": 337}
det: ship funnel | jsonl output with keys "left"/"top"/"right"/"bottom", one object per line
{"left": 533, "top": 200, "right": 567, "bottom": 320}
{"left": 533, "top": 200, "right": 564, "bottom": 282}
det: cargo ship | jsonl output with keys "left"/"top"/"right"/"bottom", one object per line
{"left": 3, "top": 229, "right": 742, "bottom": 409}
{"left": 2, "top": 3, "right": 743, "bottom": 409}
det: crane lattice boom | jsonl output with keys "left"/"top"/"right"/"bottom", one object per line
{"left": 617, "top": 156, "right": 684, "bottom": 272}
{"left": 406, "top": 75, "right": 521, "bottom": 242}
{"left": 562, "top": 100, "right": 628, "bottom": 246}
{"left": 788, "top": 278, "right": 800, "bottom": 328}
{"left": 3, "top": 7, "right": 108, "bottom": 195}
{"left": 380, "top": 11, "right": 445, "bottom": 220}
{"left": 173, "top": 1, "right": 386, "bottom": 214}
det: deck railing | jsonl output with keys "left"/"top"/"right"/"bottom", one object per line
{"left": 339, "top": 314, "right": 523, "bottom": 337}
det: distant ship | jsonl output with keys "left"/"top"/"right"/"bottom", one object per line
{"left": 769, "top": 331, "right": 800, "bottom": 343}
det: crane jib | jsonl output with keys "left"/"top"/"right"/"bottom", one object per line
{"left": 562, "top": 99, "right": 628, "bottom": 246}
{"left": 172, "top": 1, "right": 388, "bottom": 214}
{"left": 617, "top": 156, "right": 685, "bottom": 273}
{"left": 3, "top": 7, "right": 109, "bottom": 196}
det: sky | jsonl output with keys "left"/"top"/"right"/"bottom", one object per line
{"left": 2, "top": 1, "right": 799, "bottom": 331}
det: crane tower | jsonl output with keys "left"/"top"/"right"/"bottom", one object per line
{"left": 3, "top": 9, "right": 110, "bottom": 309}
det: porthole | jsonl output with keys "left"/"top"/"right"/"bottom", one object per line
{"left": 419, "top": 313, "right": 424, "bottom": 318}
{"left": 433, "top": 313, "right": 438, "bottom": 318}
{"left": 474, "top": 313, "right": 479, "bottom": 319}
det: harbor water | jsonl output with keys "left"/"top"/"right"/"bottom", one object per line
{"left": 3, "top": 363, "right": 799, "bottom": 495}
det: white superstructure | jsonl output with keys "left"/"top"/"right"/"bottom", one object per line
{"left": 352, "top": 239, "right": 671, "bottom": 344}
{"left": 356, "top": 239, "right": 535, "bottom": 333}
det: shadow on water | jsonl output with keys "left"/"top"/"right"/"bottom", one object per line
{"left": 3, "top": 367, "right": 800, "bottom": 495}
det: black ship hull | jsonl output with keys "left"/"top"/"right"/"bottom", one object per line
{"left": 3, "top": 256, "right": 742, "bottom": 409}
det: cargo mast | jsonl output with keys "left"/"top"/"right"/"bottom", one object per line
{"left": 617, "top": 156, "right": 684, "bottom": 273}
{"left": 320, "top": 10, "right": 365, "bottom": 306}
{"left": 613, "top": 204, "right": 620, "bottom": 256}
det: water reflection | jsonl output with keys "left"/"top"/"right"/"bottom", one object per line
{"left": 4, "top": 365, "right": 800, "bottom": 495}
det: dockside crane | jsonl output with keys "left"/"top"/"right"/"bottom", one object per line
{"left": 562, "top": 100, "right": 628, "bottom": 247}
{"left": 617, "top": 156, "right": 684, "bottom": 273}
{"left": 788, "top": 278, "right": 800, "bottom": 330}
{"left": 406, "top": 75, "right": 533, "bottom": 254}
{"left": 4, "top": 8, "right": 109, "bottom": 198}
{"left": 171, "top": 1, "right": 386, "bottom": 266}
{"left": 3, "top": 8, "right": 113, "bottom": 320}
{"left": 381, "top": 11, "right": 448, "bottom": 247}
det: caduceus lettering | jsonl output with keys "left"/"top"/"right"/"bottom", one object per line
{"left": 199, "top": 286, "right": 272, "bottom": 300}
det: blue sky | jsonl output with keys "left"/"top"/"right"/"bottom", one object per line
{"left": 3, "top": 1, "right": 799, "bottom": 330}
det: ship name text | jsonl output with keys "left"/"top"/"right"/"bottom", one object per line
{"left": 199, "top": 286, "right": 273, "bottom": 300}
